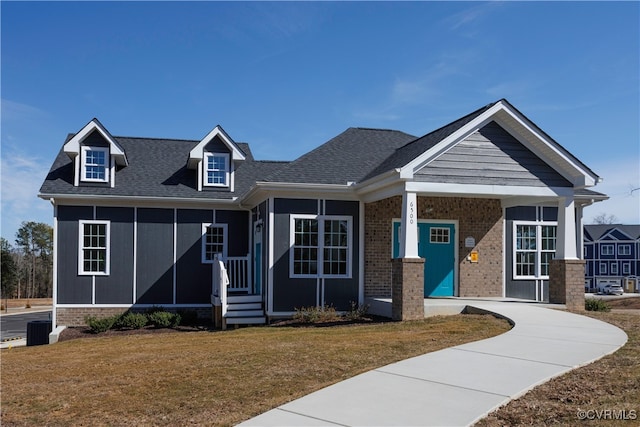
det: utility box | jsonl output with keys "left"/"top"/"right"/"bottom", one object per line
{"left": 27, "top": 320, "right": 52, "bottom": 346}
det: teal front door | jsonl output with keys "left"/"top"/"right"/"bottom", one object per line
{"left": 393, "top": 221, "right": 456, "bottom": 297}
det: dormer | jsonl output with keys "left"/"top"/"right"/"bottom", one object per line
{"left": 188, "top": 125, "right": 246, "bottom": 192}
{"left": 63, "top": 119, "right": 128, "bottom": 188}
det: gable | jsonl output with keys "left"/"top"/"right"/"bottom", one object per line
{"left": 414, "top": 122, "right": 572, "bottom": 187}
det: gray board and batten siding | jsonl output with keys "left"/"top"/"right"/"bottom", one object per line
{"left": 56, "top": 206, "right": 250, "bottom": 306}
{"left": 415, "top": 122, "right": 573, "bottom": 187}
{"left": 272, "top": 198, "right": 360, "bottom": 313}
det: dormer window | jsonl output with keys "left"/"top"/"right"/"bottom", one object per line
{"left": 188, "top": 125, "right": 246, "bottom": 192}
{"left": 82, "top": 146, "right": 109, "bottom": 182}
{"left": 204, "top": 153, "right": 230, "bottom": 187}
{"left": 63, "top": 118, "right": 127, "bottom": 188}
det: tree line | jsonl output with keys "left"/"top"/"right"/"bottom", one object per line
{"left": 1, "top": 221, "right": 53, "bottom": 300}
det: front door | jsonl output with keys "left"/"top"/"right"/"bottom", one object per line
{"left": 393, "top": 221, "right": 456, "bottom": 297}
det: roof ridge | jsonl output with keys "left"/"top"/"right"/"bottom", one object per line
{"left": 114, "top": 135, "right": 199, "bottom": 143}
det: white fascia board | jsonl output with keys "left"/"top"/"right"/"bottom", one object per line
{"left": 399, "top": 103, "right": 504, "bottom": 179}
{"left": 188, "top": 125, "right": 245, "bottom": 169}
{"left": 492, "top": 107, "right": 599, "bottom": 188}
{"left": 242, "top": 182, "right": 356, "bottom": 206}
{"left": 63, "top": 119, "right": 128, "bottom": 166}
{"left": 358, "top": 181, "right": 406, "bottom": 203}
{"left": 38, "top": 193, "right": 241, "bottom": 209}
{"left": 399, "top": 100, "right": 599, "bottom": 189}
{"left": 404, "top": 181, "right": 574, "bottom": 199}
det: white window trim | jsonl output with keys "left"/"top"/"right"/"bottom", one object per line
{"left": 201, "top": 223, "right": 228, "bottom": 264}
{"left": 80, "top": 146, "right": 110, "bottom": 183}
{"left": 599, "top": 262, "right": 608, "bottom": 274}
{"left": 611, "top": 263, "right": 619, "bottom": 275}
{"left": 622, "top": 262, "right": 631, "bottom": 275}
{"left": 601, "top": 244, "right": 614, "bottom": 256}
{"left": 618, "top": 244, "right": 631, "bottom": 256}
{"left": 78, "top": 220, "right": 110, "bottom": 276}
{"left": 429, "top": 227, "right": 451, "bottom": 244}
{"left": 289, "top": 214, "right": 353, "bottom": 279}
{"left": 203, "top": 152, "right": 230, "bottom": 188}
{"left": 512, "top": 221, "right": 557, "bottom": 280}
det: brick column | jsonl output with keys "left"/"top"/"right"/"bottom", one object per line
{"left": 549, "top": 259, "right": 586, "bottom": 311}
{"left": 392, "top": 258, "right": 425, "bottom": 321}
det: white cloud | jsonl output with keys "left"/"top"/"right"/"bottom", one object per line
{"left": 0, "top": 150, "right": 52, "bottom": 241}
{"left": 583, "top": 157, "right": 640, "bottom": 224}
{"left": 444, "top": 2, "right": 504, "bottom": 31}
{"left": 1, "top": 99, "right": 48, "bottom": 122}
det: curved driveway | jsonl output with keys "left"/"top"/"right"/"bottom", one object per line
{"left": 239, "top": 301, "right": 627, "bottom": 427}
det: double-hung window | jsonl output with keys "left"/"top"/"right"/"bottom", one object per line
{"left": 79, "top": 220, "right": 110, "bottom": 275}
{"left": 513, "top": 222, "right": 556, "bottom": 279}
{"left": 81, "top": 146, "right": 109, "bottom": 183}
{"left": 204, "top": 153, "right": 229, "bottom": 187}
{"left": 601, "top": 244, "right": 614, "bottom": 256}
{"left": 611, "top": 263, "right": 619, "bottom": 275}
{"left": 201, "top": 223, "right": 228, "bottom": 263}
{"left": 618, "top": 245, "right": 631, "bottom": 256}
{"left": 291, "top": 215, "right": 352, "bottom": 278}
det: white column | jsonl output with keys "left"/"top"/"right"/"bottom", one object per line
{"left": 400, "top": 191, "right": 419, "bottom": 258}
{"left": 576, "top": 204, "right": 585, "bottom": 260}
{"left": 556, "top": 197, "right": 578, "bottom": 260}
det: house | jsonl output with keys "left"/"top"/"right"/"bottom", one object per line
{"left": 39, "top": 99, "right": 607, "bottom": 328}
{"left": 584, "top": 224, "right": 640, "bottom": 292}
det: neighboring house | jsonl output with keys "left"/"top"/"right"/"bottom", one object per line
{"left": 584, "top": 224, "right": 640, "bottom": 292}
{"left": 39, "top": 99, "right": 606, "bottom": 328}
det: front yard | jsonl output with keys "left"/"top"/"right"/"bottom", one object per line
{"left": 1, "top": 314, "right": 508, "bottom": 426}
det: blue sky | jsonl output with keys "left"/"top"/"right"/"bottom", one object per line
{"left": 2, "top": 1, "right": 639, "bottom": 242}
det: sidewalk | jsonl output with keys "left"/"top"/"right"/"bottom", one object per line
{"left": 239, "top": 300, "right": 627, "bottom": 427}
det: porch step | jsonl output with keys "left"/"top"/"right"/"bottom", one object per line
{"left": 224, "top": 295, "right": 266, "bottom": 326}
{"left": 227, "top": 302, "right": 262, "bottom": 311}
{"left": 226, "top": 309, "right": 265, "bottom": 318}
{"left": 228, "top": 295, "right": 262, "bottom": 304}
{"left": 226, "top": 316, "right": 266, "bottom": 325}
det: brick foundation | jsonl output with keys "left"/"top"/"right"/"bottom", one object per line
{"left": 56, "top": 307, "right": 213, "bottom": 327}
{"left": 549, "top": 259, "right": 586, "bottom": 311}
{"left": 365, "top": 196, "right": 503, "bottom": 298}
{"left": 392, "top": 258, "right": 425, "bottom": 321}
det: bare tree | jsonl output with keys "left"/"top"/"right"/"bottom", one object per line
{"left": 592, "top": 213, "right": 619, "bottom": 225}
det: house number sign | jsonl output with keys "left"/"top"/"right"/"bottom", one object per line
{"left": 409, "top": 201, "right": 414, "bottom": 224}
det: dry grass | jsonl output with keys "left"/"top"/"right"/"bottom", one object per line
{"left": 1, "top": 314, "right": 509, "bottom": 427}
{"left": 476, "top": 311, "right": 640, "bottom": 426}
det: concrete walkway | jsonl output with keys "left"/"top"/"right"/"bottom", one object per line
{"left": 238, "top": 300, "right": 627, "bottom": 427}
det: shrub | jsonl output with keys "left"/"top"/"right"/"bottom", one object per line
{"left": 345, "top": 301, "right": 370, "bottom": 320}
{"left": 293, "top": 305, "right": 340, "bottom": 323}
{"left": 85, "top": 315, "right": 118, "bottom": 333}
{"left": 148, "top": 310, "right": 181, "bottom": 328}
{"left": 177, "top": 309, "right": 199, "bottom": 326}
{"left": 116, "top": 312, "right": 148, "bottom": 330}
{"left": 585, "top": 298, "right": 611, "bottom": 312}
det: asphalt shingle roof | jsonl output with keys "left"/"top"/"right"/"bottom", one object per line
{"left": 584, "top": 224, "right": 640, "bottom": 240}
{"left": 262, "top": 128, "right": 417, "bottom": 185}
{"left": 39, "top": 136, "right": 288, "bottom": 199}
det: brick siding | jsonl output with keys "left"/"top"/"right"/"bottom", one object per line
{"left": 550, "top": 259, "right": 586, "bottom": 311}
{"left": 391, "top": 258, "right": 425, "bottom": 320}
{"left": 56, "top": 307, "right": 212, "bottom": 327}
{"left": 365, "top": 196, "right": 503, "bottom": 298}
